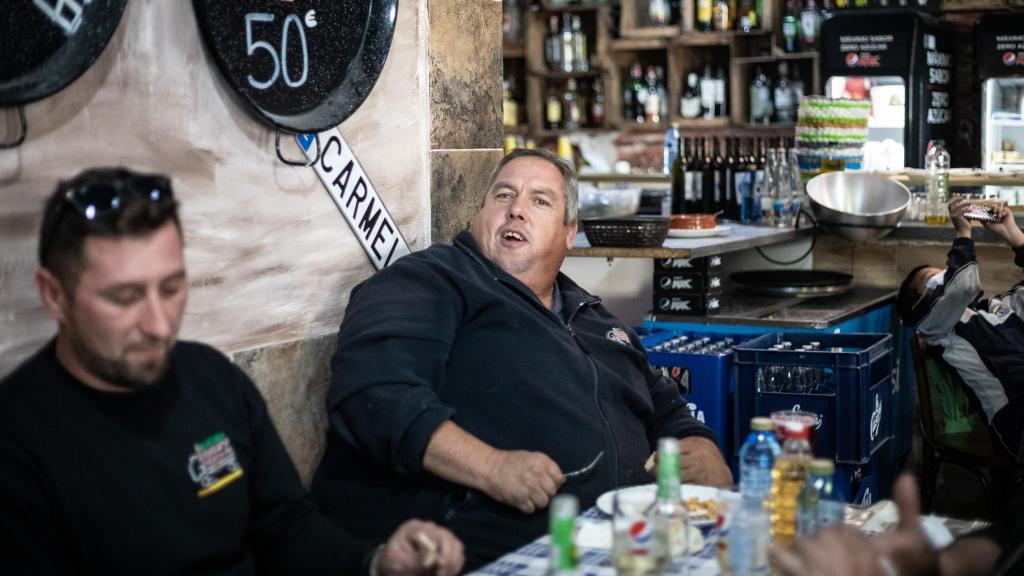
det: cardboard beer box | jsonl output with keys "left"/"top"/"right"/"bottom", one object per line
{"left": 653, "top": 254, "right": 724, "bottom": 273}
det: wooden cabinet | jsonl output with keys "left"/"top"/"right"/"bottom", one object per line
{"left": 502, "top": 0, "right": 821, "bottom": 139}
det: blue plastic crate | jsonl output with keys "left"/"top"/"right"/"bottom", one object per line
{"left": 640, "top": 329, "right": 752, "bottom": 455}
{"left": 835, "top": 439, "right": 892, "bottom": 506}
{"left": 733, "top": 332, "right": 894, "bottom": 465}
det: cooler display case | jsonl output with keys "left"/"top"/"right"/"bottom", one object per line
{"left": 976, "top": 11, "right": 1024, "bottom": 204}
{"left": 819, "top": 9, "right": 955, "bottom": 170}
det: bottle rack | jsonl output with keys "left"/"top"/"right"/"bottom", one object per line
{"left": 502, "top": 0, "right": 822, "bottom": 139}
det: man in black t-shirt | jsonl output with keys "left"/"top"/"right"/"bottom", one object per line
{"left": 0, "top": 168, "right": 463, "bottom": 575}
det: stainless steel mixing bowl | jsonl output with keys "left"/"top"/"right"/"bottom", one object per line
{"left": 805, "top": 171, "right": 911, "bottom": 241}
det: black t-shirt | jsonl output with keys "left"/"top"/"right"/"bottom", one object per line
{"left": 0, "top": 340, "right": 374, "bottom": 575}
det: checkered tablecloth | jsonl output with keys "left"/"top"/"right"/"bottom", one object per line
{"left": 470, "top": 507, "right": 721, "bottom": 576}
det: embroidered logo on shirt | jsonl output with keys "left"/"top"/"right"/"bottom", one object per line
{"left": 187, "top": 432, "right": 243, "bottom": 497}
{"left": 990, "top": 301, "right": 1011, "bottom": 320}
{"left": 606, "top": 327, "right": 630, "bottom": 346}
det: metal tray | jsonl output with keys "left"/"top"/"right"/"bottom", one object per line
{"left": 731, "top": 270, "right": 853, "bottom": 297}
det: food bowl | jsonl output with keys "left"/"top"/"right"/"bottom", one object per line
{"left": 806, "top": 171, "right": 910, "bottom": 242}
{"left": 577, "top": 185, "right": 641, "bottom": 220}
{"left": 581, "top": 216, "right": 670, "bottom": 248}
{"left": 671, "top": 214, "right": 717, "bottom": 230}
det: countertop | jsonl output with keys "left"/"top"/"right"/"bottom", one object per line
{"left": 570, "top": 223, "right": 810, "bottom": 259}
{"left": 648, "top": 285, "right": 897, "bottom": 329}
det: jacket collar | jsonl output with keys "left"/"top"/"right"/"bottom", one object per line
{"left": 453, "top": 230, "right": 600, "bottom": 313}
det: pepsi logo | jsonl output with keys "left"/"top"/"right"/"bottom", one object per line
{"left": 1004, "top": 52, "right": 1018, "bottom": 66}
{"left": 629, "top": 520, "right": 653, "bottom": 545}
{"left": 845, "top": 52, "right": 860, "bottom": 67}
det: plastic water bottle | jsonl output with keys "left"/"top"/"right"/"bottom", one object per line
{"left": 796, "top": 459, "right": 844, "bottom": 536}
{"left": 549, "top": 495, "right": 578, "bottom": 575}
{"left": 727, "top": 504, "right": 770, "bottom": 576}
{"left": 768, "top": 422, "right": 812, "bottom": 549}
{"left": 739, "top": 417, "right": 781, "bottom": 510}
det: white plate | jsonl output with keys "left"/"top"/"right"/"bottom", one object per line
{"left": 595, "top": 484, "right": 722, "bottom": 526}
{"left": 667, "top": 225, "right": 731, "bottom": 239}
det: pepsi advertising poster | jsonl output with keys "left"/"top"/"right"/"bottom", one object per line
{"left": 976, "top": 12, "right": 1024, "bottom": 79}
{"left": 820, "top": 11, "right": 914, "bottom": 79}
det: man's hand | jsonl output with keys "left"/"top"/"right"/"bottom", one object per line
{"left": 677, "top": 437, "right": 732, "bottom": 488}
{"left": 482, "top": 449, "right": 565, "bottom": 514}
{"left": 984, "top": 205, "right": 1024, "bottom": 248}
{"left": 771, "top": 524, "right": 887, "bottom": 576}
{"left": 375, "top": 520, "right": 464, "bottom": 576}
{"left": 868, "top": 474, "right": 939, "bottom": 576}
{"left": 949, "top": 196, "right": 972, "bottom": 239}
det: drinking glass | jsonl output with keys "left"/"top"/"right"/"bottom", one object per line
{"left": 612, "top": 489, "right": 667, "bottom": 576}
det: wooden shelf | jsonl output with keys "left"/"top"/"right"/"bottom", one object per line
{"left": 503, "top": 124, "right": 529, "bottom": 135}
{"left": 733, "top": 51, "right": 819, "bottom": 65}
{"left": 618, "top": 25, "right": 681, "bottom": 40}
{"left": 538, "top": 0, "right": 603, "bottom": 12}
{"left": 610, "top": 37, "right": 670, "bottom": 52}
{"left": 535, "top": 127, "right": 611, "bottom": 137}
{"left": 503, "top": 42, "right": 525, "bottom": 58}
{"left": 671, "top": 29, "right": 772, "bottom": 47}
{"left": 672, "top": 117, "right": 732, "bottom": 128}
{"left": 528, "top": 68, "right": 603, "bottom": 79}
{"left": 619, "top": 120, "right": 669, "bottom": 133}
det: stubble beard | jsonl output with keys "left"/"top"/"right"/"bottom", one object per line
{"left": 69, "top": 331, "right": 173, "bottom": 391}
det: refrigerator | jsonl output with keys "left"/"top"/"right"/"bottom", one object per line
{"left": 976, "top": 11, "right": 1024, "bottom": 203}
{"left": 819, "top": 9, "right": 955, "bottom": 170}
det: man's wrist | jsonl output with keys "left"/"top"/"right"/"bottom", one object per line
{"left": 367, "top": 544, "right": 386, "bottom": 576}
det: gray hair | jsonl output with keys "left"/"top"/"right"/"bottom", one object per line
{"left": 483, "top": 148, "right": 578, "bottom": 225}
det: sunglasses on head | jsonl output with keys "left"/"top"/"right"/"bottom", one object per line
{"left": 40, "top": 173, "right": 174, "bottom": 261}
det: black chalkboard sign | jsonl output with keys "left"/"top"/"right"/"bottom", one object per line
{"left": 975, "top": 12, "right": 1024, "bottom": 80}
{"left": 193, "top": 0, "right": 399, "bottom": 133}
{"left": 0, "top": 0, "right": 126, "bottom": 106}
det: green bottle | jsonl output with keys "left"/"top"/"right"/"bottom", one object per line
{"left": 549, "top": 494, "right": 578, "bottom": 575}
{"left": 655, "top": 437, "right": 689, "bottom": 559}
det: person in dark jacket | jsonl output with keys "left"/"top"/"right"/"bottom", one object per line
{"left": 312, "top": 148, "right": 733, "bottom": 569}
{"left": 895, "top": 197, "right": 1024, "bottom": 462}
{"left": 0, "top": 168, "right": 463, "bottom": 576}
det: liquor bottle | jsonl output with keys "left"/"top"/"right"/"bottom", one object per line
{"left": 925, "top": 143, "right": 951, "bottom": 225}
{"left": 681, "top": 72, "right": 702, "bottom": 119}
{"left": 563, "top": 79, "right": 582, "bottom": 130}
{"left": 750, "top": 66, "right": 773, "bottom": 124}
{"left": 590, "top": 80, "right": 606, "bottom": 127}
{"left": 545, "top": 16, "right": 562, "bottom": 72}
{"left": 797, "top": 459, "right": 843, "bottom": 537}
{"left": 791, "top": 65, "right": 806, "bottom": 104}
{"left": 774, "top": 62, "right": 796, "bottom": 124}
{"left": 714, "top": 66, "right": 727, "bottom": 117}
{"left": 502, "top": 76, "right": 519, "bottom": 127}
{"left": 800, "top": 0, "right": 820, "bottom": 51}
{"left": 834, "top": 0, "right": 849, "bottom": 7}
{"left": 546, "top": 83, "right": 562, "bottom": 130}
{"left": 550, "top": 494, "right": 579, "bottom": 575}
{"left": 560, "top": 13, "right": 575, "bottom": 73}
{"left": 502, "top": 0, "right": 522, "bottom": 43}
{"left": 656, "top": 66, "right": 669, "bottom": 123}
{"left": 782, "top": 0, "right": 800, "bottom": 53}
{"left": 738, "top": 0, "right": 757, "bottom": 31}
{"left": 572, "top": 15, "right": 589, "bottom": 72}
{"left": 655, "top": 437, "right": 689, "bottom": 560}
{"left": 645, "top": 66, "right": 662, "bottom": 124}
{"left": 700, "top": 65, "right": 716, "bottom": 119}
{"left": 688, "top": 138, "right": 705, "bottom": 213}
{"left": 649, "top": 0, "right": 671, "bottom": 26}
{"left": 696, "top": 0, "right": 714, "bottom": 31}
{"left": 630, "top": 62, "right": 647, "bottom": 123}
{"left": 712, "top": 0, "right": 730, "bottom": 31}
{"left": 700, "top": 138, "right": 715, "bottom": 213}
{"left": 724, "top": 138, "right": 738, "bottom": 220}
{"left": 734, "top": 139, "right": 757, "bottom": 223}
{"left": 671, "top": 136, "right": 688, "bottom": 213}
{"left": 768, "top": 423, "right": 812, "bottom": 549}
{"left": 757, "top": 139, "right": 773, "bottom": 224}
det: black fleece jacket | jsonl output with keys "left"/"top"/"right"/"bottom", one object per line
{"left": 312, "top": 231, "right": 716, "bottom": 568}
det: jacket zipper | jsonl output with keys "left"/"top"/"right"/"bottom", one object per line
{"left": 566, "top": 300, "right": 621, "bottom": 487}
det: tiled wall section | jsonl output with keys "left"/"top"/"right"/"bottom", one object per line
{"left": 814, "top": 236, "right": 1024, "bottom": 294}
{"left": 428, "top": 0, "right": 503, "bottom": 242}
{"left": 233, "top": 333, "right": 337, "bottom": 487}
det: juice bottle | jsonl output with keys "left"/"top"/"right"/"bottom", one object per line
{"left": 768, "top": 422, "right": 811, "bottom": 549}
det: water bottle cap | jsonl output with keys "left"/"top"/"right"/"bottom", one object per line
{"left": 550, "top": 494, "right": 579, "bottom": 518}
{"left": 808, "top": 459, "right": 834, "bottom": 474}
{"left": 751, "top": 417, "right": 773, "bottom": 431}
{"left": 658, "top": 436, "right": 680, "bottom": 455}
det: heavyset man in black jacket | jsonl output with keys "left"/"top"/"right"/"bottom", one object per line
{"left": 312, "top": 148, "right": 733, "bottom": 569}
